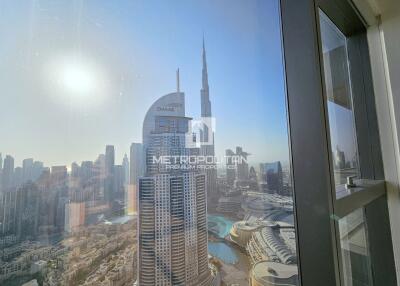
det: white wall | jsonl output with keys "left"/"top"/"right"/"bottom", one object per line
{"left": 355, "top": 0, "right": 400, "bottom": 283}
{"left": 378, "top": 4, "right": 400, "bottom": 284}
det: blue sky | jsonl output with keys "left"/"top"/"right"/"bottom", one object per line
{"left": 0, "top": 0, "right": 290, "bottom": 167}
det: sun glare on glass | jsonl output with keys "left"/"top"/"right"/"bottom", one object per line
{"left": 61, "top": 62, "right": 97, "bottom": 96}
{"left": 46, "top": 56, "right": 107, "bottom": 107}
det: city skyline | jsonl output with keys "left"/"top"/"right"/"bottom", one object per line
{"left": 0, "top": 2, "right": 299, "bottom": 286}
{"left": 0, "top": 0, "right": 289, "bottom": 167}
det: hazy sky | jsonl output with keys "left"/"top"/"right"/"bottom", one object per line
{"left": 0, "top": 0, "right": 290, "bottom": 167}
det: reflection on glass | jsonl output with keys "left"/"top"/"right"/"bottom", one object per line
{"left": 339, "top": 209, "right": 373, "bottom": 286}
{"left": 319, "top": 11, "right": 360, "bottom": 192}
{"left": 0, "top": 1, "right": 298, "bottom": 285}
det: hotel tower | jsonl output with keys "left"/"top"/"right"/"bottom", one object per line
{"left": 138, "top": 68, "right": 211, "bottom": 284}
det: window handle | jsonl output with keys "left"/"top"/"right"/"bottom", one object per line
{"left": 345, "top": 175, "right": 357, "bottom": 189}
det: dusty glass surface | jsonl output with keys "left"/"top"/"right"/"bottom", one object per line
{"left": 319, "top": 10, "right": 360, "bottom": 194}
{"left": 0, "top": 1, "right": 298, "bottom": 285}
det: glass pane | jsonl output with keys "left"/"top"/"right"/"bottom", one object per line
{"left": 338, "top": 209, "right": 373, "bottom": 286}
{"left": 0, "top": 1, "right": 298, "bottom": 285}
{"left": 319, "top": 10, "right": 360, "bottom": 195}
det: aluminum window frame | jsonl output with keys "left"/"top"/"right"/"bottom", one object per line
{"left": 280, "top": 0, "right": 396, "bottom": 285}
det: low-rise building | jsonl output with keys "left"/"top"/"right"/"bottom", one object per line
{"left": 249, "top": 261, "right": 298, "bottom": 286}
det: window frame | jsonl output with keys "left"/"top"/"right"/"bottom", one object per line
{"left": 280, "top": 0, "right": 396, "bottom": 285}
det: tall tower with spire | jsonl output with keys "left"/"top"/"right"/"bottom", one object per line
{"left": 201, "top": 38, "right": 212, "bottom": 117}
{"left": 200, "top": 38, "right": 217, "bottom": 197}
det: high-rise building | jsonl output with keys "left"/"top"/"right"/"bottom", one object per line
{"left": 95, "top": 153, "right": 106, "bottom": 179}
{"left": 236, "top": 146, "right": 250, "bottom": 181}
{"left": 80, "top": 161, "right": 94, "bottom": 183}
{"left": 71, "top": 162, "right": 80, "bottom": 178}
{"left": 114, "top": 165, "right": 125, "bottom": 194}
{"left": 2, "top": 155, "right": 14, "bottom": 190}
{"left": 126, "top": 184, "right": 137, "bottom": 215}
{"left": 22, "top": 158, "right": 34, "bottom": 183}
{"left": 105, "top": 145, "right": 115, "bottom": 176}
{"left": 32, "top": 161, "right": 44, "bottom": 181}
{"left": 138, "top": 74, "right": 211, "bottom": 286}
{"left": 249, "top": 166, "right": 257, "bottom": 181}
{"left": 64, "top": 201, "right": 85, "bottom": 233}
{"left": 260, "top": 161, "right": 284, "bottom": 194}
{"left": 13, "top": 167, "right": 23, "bottom": 187}
{"left": 51, "top": 166, "right": 68, "bottom": 185}
{"left": 200, "top": 39, "right": 217, "bottom": 197}
{"left": 225, "top": 149, "right": 236, "bottom": 186}
{"left": 0, "top": 188, "right": 18, "bottom": 236}
{"left": 16, "top": 183, "right": 40, "bottom": 239}
{"left": 37, "top": 173, "right": 59, "bottom": 233}
{"left": 0, "top": 153, "right": 2, "bottom": 189}
{"left": 94, "top": 154, "right": 106, "bottom": 201}
{"left": 0, "top": 153, "right": 2, "bottom": 188}
{"left": 122, "top": 153, "right": 129, "bottom": 187}
{"left": 130, "top": 143, "right": 144, "bottom": 185}
{"left": 335, "top": 146, "right": 346, "bottom": 169}
{"left": 105, "top": 145, "right": 115, "bottom": 205}
{"left": 201, "top": 39, "right": 212, "bottom": 118}
{"left": 127, "top": 143, "right": 144, "bottom": 215}
{"left": 225, "top": 147, "right": 250, "bottom": 186}
{"left": 122, "top": 153, "right": 131, "bottom": 214}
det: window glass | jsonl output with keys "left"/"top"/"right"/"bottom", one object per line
{"left": 0, "top": 1, "right": 298, "bottom": 285}
{"left": 338, "top": 208, "right": 373, "bottom": 286}
{"left": 319, "top": 10, "right": 360, "bottom": 196}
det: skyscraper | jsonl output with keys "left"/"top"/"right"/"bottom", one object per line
{"left": 2, "top": 155, "right": 14, "bottom": 190}
{"left": 114, "top": 165, "right": 125, "bottom": 192}
{"left": 236, "top": 146, "right": 249, "bottom": 181}
{"left": 201, "top": 39, "right": 211, "bottom": 118}
{"left": 0, "top": 153, "right": 2, "bottom": 188}
{"left": 32, "top": 161, "right": 44, "bottom": 181}
{"left": 260, "top": 161, "right": 284, "bottom": 194}
{"left": 0, "top": 188, "right": 18, "bottom": 236}
{"left": 335, "top": 146, "right": 346, "bottom": 169}
{"left": 225, "top": 147, "right": 250, "bottom": 186}
{"left": 249, "top": 166, "right": 257, "bottom": 181}
{"left": 13, "top": 167, "right": 22, "bottom": 187}
{"left": 64, "top": 200, "right": 85, "bottom": 233}
{"left": 105, "top": 145, "right": 115, "bottom": 176}
{"left": 70, "top": 162, "right": 80, "bottom": 178}
{"left": 200, "top": 39, "right": 217, "bottom": 197}
{"left": 51, "top": 166, "right": 68, "bottom": 186}
{"left": 128, "top": 143, "right": 144, "bottom": 215}
{"left": 94, "top": 153, "right": 106, "bottom": 201}
{"left": 80, "top": 161, "right": 94, "bottom": 183}
{"left": 105, "top": 145, "right": 115, "bottom": 205}
{"left": 130, "top": 143, "right": 144, "bottom": 186}
{"left": 16, "top": 183, "right": 40, "bottom": 239}
{"left": 225, "top": 149, "right": 236, "bottom": 187}
{"left": 122, "top": 153, "right": 129, "bottom": 187}
{"left": 22, "top": 158, "right": 34, "bottom": 183}
{"left": 138, "top": 73, "right": 211, "bottom": 286}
